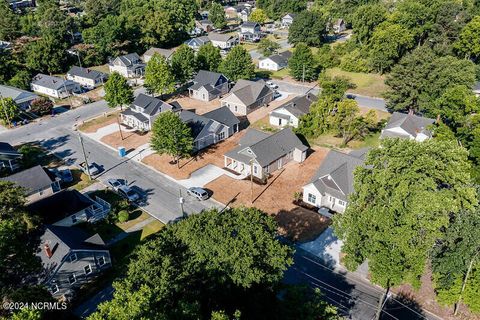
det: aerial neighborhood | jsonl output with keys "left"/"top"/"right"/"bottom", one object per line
{"left": 1, "top": 0, "right": 480, "bottom": 319}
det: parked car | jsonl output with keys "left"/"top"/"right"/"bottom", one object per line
{"left": 187, "top": 187, "right": 209, "bottom": 201}
{"left": 107, "top": 178, "right": 125, "bottom": 191}
{"left": 266, "top": 81, "right": 278, "bottom": 89}
{"left": 79, "top": 162, "right": 100, "bottom": 176}
{"left": 117, "top": 185, "right": 140, "bottom": 202}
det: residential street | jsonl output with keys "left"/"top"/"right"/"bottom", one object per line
{"left": 287, "top": 249, "right": 444, "bottom": 320}
{"left": 0, "top": 89, "right": 222, "bottom": 223}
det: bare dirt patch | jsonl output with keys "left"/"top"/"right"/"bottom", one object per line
{"left": 78, "top": 111, "right": 120, "bottom": 133}
{"left": 205, "top": 146, "right": 330, "bottom": 241}
{"left": 142, "top": 131, "right": 245, "bottom": 180}
{"left": 167, "top": 95, "right": 222, "bottom": 115}
{"left": 101, "top": 130, "right": 151, "bottom": 151}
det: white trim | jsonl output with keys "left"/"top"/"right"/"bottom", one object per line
{"left": 68, "top": 273, "right": 76, "bottom": 285}
{"left": 69, "top": 252, "right": 77, "bottom": 262}
{"left": 84, "top": 264, "right": 92, "bottom": 275}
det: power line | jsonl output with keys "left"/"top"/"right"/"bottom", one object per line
{"left": 293, "top": 267, "right": 400, "bottom": 320}
{"left": 297, "top": 254, "right": 430, "bottom": 320}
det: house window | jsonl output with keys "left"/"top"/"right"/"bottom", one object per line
{"left": 218, "top": 132, "right": 225, "bottom": 140}
{"left": 234, "top": 105, "right": 238, "bottom": 112}
{"left": 68, "top": 274, "right": 76, "bottom": 285}
{"left": 84, "top": 264, "right": 92, "bottom": 275}
{"left": 338, "top": 200, "right": 346, "bottom": 206}
{"left": 71, "top": 215, "right": 77, "bottom": 223}
{"left": 69, "top": 253, "right": 77, "bottom": 262}
{"left": 98, "top": 256, "right": 106, "bottom": 266}
{"left": 50, "top": 284, "right": 59, "bottom": 294}
{"left": 278, "top": 118, "right": 282, "bottom": 126}
{"left": 308, "top": 193, "right": 316, "bottom": 204}
{"left": 253, "top": 166, "right": 258, "bottom": 174}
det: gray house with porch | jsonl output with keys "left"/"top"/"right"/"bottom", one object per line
{"left": 224, "top": 127, "right": 307, "bottom": 180}
{"left": 188, "top": 70, "right": 229, "bottom": 102}
{"left": 37, "top": 225, "right": 111, "bottom": 299}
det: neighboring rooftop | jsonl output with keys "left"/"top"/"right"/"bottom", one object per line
{"left": 381, "top": 112, "right": 435, "bottom": 140}
{"left": 228, "top": 79, "right": 273, "bottom": 106}
{"left": 189, "top": 70, "right": 227, "bottom": 93}
{"left": 274, "top": 92, "right": 317, "bottom": 118}
{"left": 203, "top": 106, "right": 240, "bottom": 129}
{"left": 263, "top": 51, "right": 292, "bottom": 65}
{"left": 131, "top": 93, "right": 179, "bottom": 116}
{"left": 1, "top": 165, "right": 55, "bottom": 195}
{"left": 208, "top": 32, "right": 237, "bottom": 42}
{"left": 179, "top": 110, "right": 226, "bottom": 142}
{"left": 0, "top": 84, "right": 38, "bottom": 104}
{"left": 113, "top": 53, "right": 142, "bottom": 66}
{"left": 31, "top": 74, "right": 73, "bottom": 90}
{"left": 67, "top": 66, "right": 106, "bottom": 80}
{"left": 143, "top": 47, "right": 176, "bottom": 60}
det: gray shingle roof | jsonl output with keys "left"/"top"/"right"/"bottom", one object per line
{"left": 179, "top": 110, "right": 227, "bottom": 142}
{"left": 382, "top": 112, "right": 435, "bottom": 139}
{"left": 1, "top": 165, "right": 54, "bottom": 194}
{"left": 0, "top": 142, "right": 21, "bottom": 161}
{"left": 31, "top": 74, "right": 74, "bottom": 90}
{"left": 186, "top": 36, "right": 211, "bottom": 47}
{"left": 0, "top": 84, "right": 38, "bottom": 104}
{"left": 115, "top": 53, "right": 142, "bottom": 66}
{"left": 37, "top": 225, "right": 106, "bottom": 281}
{"left": 203, "top": 106, "right": 239, "bottom": 129}
{"left": 275, "top": 93, "right": 317, "bottom": 118}
{"left": 208, "top": 32, "right": 237, "bottom": 42}
{"left": 229, "top": 79, "right": 273, "bottom": 106}
{"left": 132, "top": 94, "right": 176, "bottom": 116}
{"left": 189, "top": 70, "right": 228, "bottom": 91}
{"left": 67, "top": 66, "right": 106, "bottom": 81}
{"left": 226, "top": 128, "right": 306, "bottom": 167}
{"left": 308, "top": 150, "right": 366, "bottom": 202}
{"left": 143, "top": 47, "right": 175, "bottom": 60}
{"left": 264, "top": 51, "right": 292, "bottom": 65}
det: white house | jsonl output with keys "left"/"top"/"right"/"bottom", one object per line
{"left": 332, "top": 19, "right": 346, "bottom": 33}
{"left": 281, "top": 13, "right": 296, "bottom": 27}
{"left": 258, "top": 51, "right": 292, "bottom": 71}
{"left": 269, "top": 93, "right": 317, "bottom": 128}
{"left": 66, "top": 66, "right": 107, "bottom": 89}
{"left": 31, "top": 74, "right": 81, "bottom": 99}
{"left": 380, "top": 111, "right": 436, "bottom": 142}
{"left": 239, "top": 22, "right": 262, "bottom": 42}
{"left": 188, "top": 70, "right": 229, "bottom": 102}
{"left": 302, "top": 149, "right": 367, "bottom": 213}
{"left": 208, "top": 32, "right": 239, "bottom": 50}
{"left": 108, "top": 53, "right": 145, "bottom": 78}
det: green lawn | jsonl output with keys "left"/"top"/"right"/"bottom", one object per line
{"left": 77, "top": 111, "right": 119, "bottom": 133}
{"left": 325, "top": 67, "right": 388, "bottom": 98}
{"left": 90, "top": 64, "right": 110, "bottom": 74}
{"left": 241, "top": 43, "right": 258, "bottom": 51}
{"left": 310, "top": 131, "right": 382, "bottom": 150}
{"left": 271, "top": 67, "right": 290, "bottom": 79}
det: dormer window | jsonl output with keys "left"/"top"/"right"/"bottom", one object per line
{"left": 69, "top": 253, "right": 77, "bottom": 262}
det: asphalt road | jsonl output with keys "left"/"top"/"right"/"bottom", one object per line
{"left": 287, "top": 249, "right": 443, "bottom": 320}
{"left": 0, "top": 89, "right": 222, "bottom": 223}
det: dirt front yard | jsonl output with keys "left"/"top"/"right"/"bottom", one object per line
{"left": 142, "top": 131, "right": 245, "bottom": 180}
{"left": 167, "top": 95, "right": 222, "bottom": 115}
{"left": 101, "top": 130, "right": 151, "bottom": 151}
{"left": 247, "top": 94, "right": 295, "bottom": 124}
{"left": 205, "top": 146, "right": 331, "bottom": 241}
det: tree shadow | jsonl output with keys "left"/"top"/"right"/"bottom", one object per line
{"left": 382, "top": 292, "right": 427, "bottom": 320}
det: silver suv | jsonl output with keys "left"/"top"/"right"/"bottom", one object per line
{"left": 187, "top": 187, "right": 209, "bottom": 201}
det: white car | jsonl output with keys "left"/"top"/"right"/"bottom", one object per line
{"left": 117, "top": 185, "right": 140, "bottom": 202}
{"left": 106, "top": 178, "right": 124, "bottom": 191}
{"left": 80, "top": 162, "right": 100, "bottom": 176}
{"left": 266, "top": 81, "right": 278, "bottom": 89}
{"left": 187, "top": 187, "right": 209, "bottom": 201}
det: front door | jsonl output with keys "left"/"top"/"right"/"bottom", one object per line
{"left": 277, "top": 158, "right": 282, "bottom": 169}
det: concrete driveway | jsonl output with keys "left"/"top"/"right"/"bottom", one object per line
{"left": 177, "top": 164, "right": 244, "bottom": 188}
{"left": 298, "top": 227, "right": 343, "bottom": 270}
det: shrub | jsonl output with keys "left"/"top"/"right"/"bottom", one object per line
{"left": 117, "top": 210, "right": 129, "bottom": 223}
{"left": 339, "top": 49, "right": 372, "bottom": 73}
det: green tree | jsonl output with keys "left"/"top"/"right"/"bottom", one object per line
{"left": 145, "top": 53, "right": 176, "bottom": 97}
{"left": 219, "top": 46, "right": 255, "bottom": 81}
{"left": 257, "top": 38, "right": 280, "bottom": 57}
{"left": 351, "top": 3, "right": 387, "bottom": 45}
{"left": 83, "top": 0, "right": 119, "bottom": 25}
{"left": 432, "top": 208, "right": 480, "bottom": 313}
{"left": 249, "top": 9, "right": 268, "bottom": 24}
{"left": 89, "top": 208, "right": 294, "bottom": 319}
{"left": 333, "top": 139, "right": 478, "bottom": 288}
{"left": 368, "top": 22, "right": 414, "bottom": 73}
{"left": 257, "top": 0, "right": 307, "bottom": 20}
{"left": 197, "top": 42, "right": 222, "bottom": 72}
{"left": 319, "top": 75, "right": 353, "bottom": 102}
{"left": 210, "top": 2, "right": 227, "bottom": 29}
{"left": 434, "top": 85, "right": 480, "bottom": 127}
{"left": 454, "top": 15, "right": 480, "bottom": 61}
{"left": 11, "top": 308, "right": 42, "bottom": 320}
{"left": 328, "top": 99, "right": 368, "bottom": 146}
{"left": 385, "top": 46, "right": 476, "bottom": 114}
{"left": 0, "top": 1, "right": 19, "bottom": 41}
{"left": 288, "top": 11, "right": 327, "bottom": 47}
{"left": 82, "top": 15, "right": 128, "bottom": 61}
{"left": 25, "top": 34, "right": 68, "bottom": 74}
{"left": 0, "top": 97, "right": 18, "bottom": 126}
{"left": 288, "top": 43, "right": 318, "bottom": 82}
{"left": 8, "top": 70, "right": 32, "bottom": 91}
{"left": 104, "top": 72, "right": 134, "bottom": 109}
{"left": 171, "top": 44, "right": 197, "bottom": 83}
{"left": 150, "top": 111, "right": 193, "bottom": 165}
{"left": 36, "top": 0, "right": 69, "bottom": 38}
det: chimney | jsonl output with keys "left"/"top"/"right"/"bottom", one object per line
{"left": 44, "top": 244, "right": 53, "bottom": 258}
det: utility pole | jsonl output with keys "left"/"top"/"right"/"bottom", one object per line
{"left": 374, "top": 281, "right": 390, "bottom": 320}
{"left": 179, "top": 188, "right": 186, "bottom": 218}
{"left": 250, "top": 158, "right": 254, "bottom": 203}
{"left": 78, "top": 132, "right": 92, "bottom": 180}
{"left": 76, "top": 50, "right": 82, "bottom": 68}
{"left": 302, "top": 64, "right": 305, "bottom": 84}
{"left": 454, "top": 251, "right": 479, "bottom": 315}
{"left": 117, "top": 115, "right": 124, "bottom": 140}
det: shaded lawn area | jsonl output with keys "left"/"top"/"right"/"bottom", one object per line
{"left": 15, "top": 142, "right": 63, "bottom": 169}
{"left": 310, "top": 131, "right": 382, "bottom": 150}
{"left": 270, "top": 67, "right": 290, "bottom": 79}
{"left": 89, "top": 64, "right": 111, "bottom": 74}
{"left": 325, "top": 67, "right": 388, "bottom": 98}
{"left": 65, "top": 169, "right": 96, "bottom": 191}
{"left": 77, "top": 111, "right": 120, "bottom": 133}
{"left": 250, "top": 115, "right": 279, "bottom": 133}
{"left": 241, "top": 43, "right": 258, "bottom": 51}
